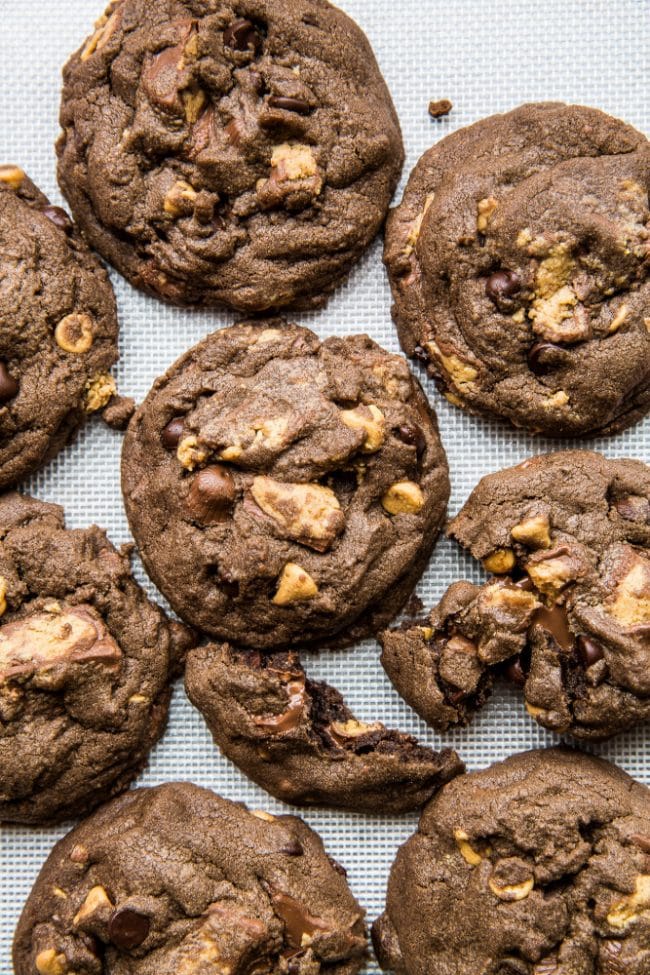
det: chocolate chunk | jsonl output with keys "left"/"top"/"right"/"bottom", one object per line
{"left": 485, "top": 269, "right": 521, "bottom": 303}
{"left": 576, "top": 634, "right": 605, "bottom": 668}
{"left": 223, "top": 18, "right": 263, "bottom": 53}
{"left": 160, "top": 416, "right": 184, "bottom": 451}
{"left": 0, "top": 361, "right": 19, "bottom": 403}
{"left": 42, "top": 205, "right": 73, "bottom": 233}
{"left": 186, "top": 465, "right": 236, "bottom": 524}
{"left": 527, "top": 340, "right": 564, "bottom": 375}
{"left": 267, "top": 96, "right": 311, "bottom": 115}
{"left": 530, "top": 603, "right": 574, "bottom": 653}
{"left": 109, "top": 907, "right": 151, "bottom": 950}
{"left": 395, "top": 422, "right": 426, "bottom": 458}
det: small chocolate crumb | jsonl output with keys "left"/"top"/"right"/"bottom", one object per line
{"left": 102, "top": 394, "right": 136, "bottom": 431}
{"left": 428, "top": 99, "right": 453, "bottom": 119}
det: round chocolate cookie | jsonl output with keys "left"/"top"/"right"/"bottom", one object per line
{"left": 373, "top": 749, "right": 650, "bottom": 975}
{"left": 121, "top": 321, "right": 450, "bottom": 648}
{"left": 0, "top": 166, "right": 119, "bottom": 488}
{"left": 57, "top": 0, "right": 403, "bottom": 313}
{"left": 385, "top": 103, "right": 650, "bottom": 436}
{"left": 185, "top": 644, "right": 464, "bottom": 813}
{"left": 14, "top": 781, "right": 368, "bottom": 975}
{"left": 381, "top": 451, "right": 650, "bottom": 740}
{"left": 0, "top": 493, "right": 193, "bottom": 825}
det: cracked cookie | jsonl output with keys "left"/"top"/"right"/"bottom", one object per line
{"left": 185, "top": 644, "right": 464, "bottom": 813}
{"left": 0, "top": 493, "right": 193, "bottom": 825}
{"left": 57, "top": 0, "right": 403, "bottom": 313}
{"left": 373, "top": 748, "right": 650, "bottom": 975}
{"left": 0, "top": 167, "right": 118, "bottom": 488}
{"left": 385, "top": 103, "right": 650, "bottom": 436}
{"left": 380, "top": 451, "right": 650, "bottom": 741}
{"left": 121, "top": 321, "right": 450, "bottom": 648}
{"left": 13, "top": 781, "right": 368, "bottom": 975}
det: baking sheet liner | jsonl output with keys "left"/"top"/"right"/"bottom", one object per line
{"left": 1, "top": 1, "right": 649, "bottom": 970}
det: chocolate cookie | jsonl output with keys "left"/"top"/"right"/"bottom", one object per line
{"left": 185, "top": 644, "right": 464, "bottom": 813}
{"left": 0, "top": 493, "right": 193, "bottom": 825}
{"left": 385, "top": 103, "right": 650, "bottom": 436}
{"left": 373, "top": 748, "right": 650, "bottom": 975}
{"left": 381, "top": 451, "right": 650, "bottom": 740}
{"left": 121, "top": 321, "right": 450, "bottom": 648}
{"left": 57, "top": 0, "right": 403, "bottom": 313}
{"left": 0, "top": 166, "right": 118, "bottom": 488}
{"left": 13, "top": 781, "right": 368, "bottom": 975}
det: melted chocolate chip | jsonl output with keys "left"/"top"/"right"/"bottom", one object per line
{"left": 395, "top": 422, "right": 426, "bottom": 458}
{"left": 187, "top": 465, "right": 236, "bottom": 524}
{"left": 576, "top": 634, "right": 605, "bottom": 668}
{"left": 504, "top": 656, "right": 527, "bottom": 687}
{"left": 531, "top": 604, "right": 574, "bottom": 653}
{"left": 108, "top": 908, "right": 150, "bottom": 950}
{"left": 485, "top": 269, "right": 521, "bottom": 303}
{"left": 42, "top": 205, "right": 73, "bottom": 233}
{"left": 267, "top": 96, "right": 311, "bottom": 115}
{"left": 160, "top": 416, "right": 184, "bottom": 451}
{"left": 0, "top": 361, "right": 19, "bottom": 404}
{"left": 224, "top": 18, "right": 263, "bottom": 53}
{"left": 527, "top": 340, "right": 564, "bottom": 375}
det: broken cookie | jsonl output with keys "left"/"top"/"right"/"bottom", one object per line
{"left": 0, "top": 493, "right": 193, "bottom": 825}
{"left": 185, "top": 644, "right": 464, "bottom": 813}
{"left": 13, "top": 782, "right": 368, "bottom": 975}
{"left": 122, "top": 321, "right": 450, "bottom": 649}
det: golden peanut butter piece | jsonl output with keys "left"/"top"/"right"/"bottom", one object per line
{"left": 251, "top": 477, "right": 345, "bottom": 553}
{"left": 330, "top": 718, "right": 384, "bottom": 738}
{"left": 608, "top": 304, "right": 629, "bottom": 334}
{"left": 272, "top": 563, "right": 318, "bottom": 606}
{"left": 476, "top": 196, "right": 498, "bottom": 232}
{"left": 0, "top": 577, "right": 7, "bottom": 617}
{"left": 525, "top": 549, "right": 581, "bottom": 595}
{"left": 488, "top": 875, "right": 534, "bottom": 901}
{"left": 543, "top": 391, "right": 570, "bottom": 409}
{"left": 73, "top": 885, "right": 114, "bottom": 926}
{"left": 453, "top": 829, "right": 483, "bottom": 866}
{"left": 177, "top": 435, "right": 208, "bottom": 471}
{"left": 85, "top": 372, "right": 116, "bottom": 412}
{"left": 55, "top": 313, "right": 94, "bottom": 354}
{"left": 182, "top": 87, "right": 207, "bottom": 123}
{"left": 340, "top": 404, "right": 385, "bottom": 453}
{"left": 35, "top": 949, "right": 67, "bottom": 975}
{"left": 607, "top": 875, "right": 650, "bottom": 929}
{"left": 164, "top": 180, "right": 197, "bottom": 215}
{"left": 403, "top": 192, "right": 435, "bottom": 256}
{"left": 606, "top": 552, "right": 650, "bottom": 627}
{"left": 483, "top": 548, "right": 516, "bottom": 574}
{"left": 511, "top": 513, "right": 551, "bottom": 549}
{"left": 250, "top": 809, "right": 276, "bottom": 822}
{"left": 381, "top": 481, "right": 425, "bottom": 515}
{"left": 426, "top": 341, "right": 478, "bottom": 390}
{"left": 0, "top": 165, "right": 25, "bottom": 190}
{"left": 271, "top": 143, "right": 318, "bottom": 181}
{"left": 80, "top": 6, "right": 122, "bottom": 61}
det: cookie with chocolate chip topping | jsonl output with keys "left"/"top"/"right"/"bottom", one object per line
{"left": 385, "top": 103, "right": 650, "bottom": 435}
{"left": 373, "top": 748, "right": 650, "bottom": 975}
{"left": 0, "top": 167, "right": 118, "bottom": 488}
{"left": 121, "top": 321, "right": 450, "bottom": 648}
{"left": 57, "top": 0, "right": 403, "bottom": 312}
{"left": 381, "top": 451, "right": 650, "bottom": 741}
{"left": 0, "top": 493, "right": 193, "bottom": 825}
{"left": 185, "top": 643, "right": 464, "bottom": 813}
{"left": 13, "top": 781, "right": 368, "bottom": 975}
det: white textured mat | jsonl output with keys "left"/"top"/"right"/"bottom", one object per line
{"left": 1, "top": 1, "right": 649, "bottom": 971}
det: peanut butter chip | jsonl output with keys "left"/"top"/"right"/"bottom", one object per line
{"left": 55, "top": 313, "right": 94, "bottom": 354}
{"left": 454, "top": 829, "right": 483, "bottom": 866}
{"left": 0, "top": 577, "right": 7, "bottom": 616}
{"left": 164, "top": 179, "right": 197, "bottom": 216}
{"left": 35, "top": 949, "right": 67, "bottom": 975}
{"left": 607, "top": 875, "right": 650, "bottom": 929}
{"left": 177, "top": 435, "right": 208, "bottom": 471}
{"left": 606, "top": 553, "right": 650, "bottom": 627}
{"left": 339, "top": 404, "right": 385, "bottom": 452}
{"left": 488, "top": 875, "right": 534, "bottom": 901}
{"left": 85, "top": 373, "right": 116, "bottom": 412}
{"left": 271, "top": 143, "right": 318, "bottom": 180}
{"left": 272, "top": 563, "right": 318, "bottom": 606}
{"left": 330, "top": 718, "right": 383, "bottom": 738}
{"left": 426, "top": 341, "right": 478, "bottom": 389}
{"left": 476, "top": 196, "right": 498, "bottom": 232}
{"left": 0, "top": 165, "right": 25, "bottom": 190}
{"left": 73, "top": 885, "right": 114, "bottom": 926}
{"left": 381, "top": 481, "right": 425, "bottom": 515}
{"left": 511, "top": 513, "right": 551, "bottom": 549}
{"left": 483, "top": 549, "right": 516, "bottom": 574}
{"left": 251, "top": 477, "right": 345, "bottom": 552}
{"left": 403, "top": 192, "right": 435, "bottom": 256}
{"left": 80, "top": 7, "right": 121, "bottom": 61}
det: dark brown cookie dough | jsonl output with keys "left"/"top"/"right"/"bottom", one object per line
{"left": 0, "top": 493, "right": 193, "bottom": 825}
{"left": 14, "top": 781, "right": 368, "bottom": 975}
{"left": 185, "top": 644, "right": 464, "bottom": 813}
{"left": 373, "top": 749, "right": 650, "bottom": 975}
{"left": 385, "top": 103, "right": 650, "bottom": 436}
{"left": 382, "top": 451, "right": 650, "bottom": 741}
{"left": 121, "top": 321, "right": 450, "bottom": 649}
{"left": 57, "top": 0, "right": 403, "bottom": 313}
{"left": 0, "top": 167, "right": 118, "bottom": 488}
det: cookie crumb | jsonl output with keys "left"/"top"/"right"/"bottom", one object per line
{"left": 102, "top": 394, "right": 136, "bottom": 430}
{"left": 428, "top": 99, "right": 452, "bottom": 119}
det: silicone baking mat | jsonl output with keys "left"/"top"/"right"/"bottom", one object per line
{"left": 1, "top": 0, "right": 649, "bottom": 970}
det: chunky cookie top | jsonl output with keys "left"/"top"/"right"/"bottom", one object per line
{"left": 373, "top": 749, "right": 650, "bottom": 975}
{"left": 57, "top": 0, "right": 403, "bottom": 312}
{"left": 14, "top": 782, "right": 368, "bottom": 975}
{"left": 185, "top": 643, "right": 464, "bottom": 813}
{"left": 0, "top": 493, "right": 191, "bottom": 824}
{"left": 385, "top": 103, "right": 650, "bottom": 436}
{"left": 122, "top": 321, "right": 449, "bottom": 648}
{"left": 0, "top": 167, "right": 118, "bottom": 488}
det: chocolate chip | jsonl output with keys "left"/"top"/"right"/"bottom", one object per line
{"left": 576, "top": 634, "right": 605, "bottom": 668}
{"left": 280, "top": 839, "right": 304, "bottom": 856}
{"left": 413, "top": 345, "right": 429, "bottom": 363}
{"left": 267, "top": 96, "right": 311, "bottom": 115}
{"left": 0, "top": 361, "right": 19, "bottom": 404}
{"left": 485, "top": 269, "right": 521, "bottom": 303}
{"left": 108, "top": 908, "right": 150, "bottom": 950}
{"left": 42, "top": 205, "right": 73, "bottom": 234}
{"left": 504, "top": 656, "right": 527, "bottom": 687}
{"left": 527, "top": 340, "right": 564, "bottom": 375}
{"left": 224, "top": 18, "right": 263, "bottom": 53}
{"left": 395, "top": 422, "right": 426, "bottom": 458}
{"left": 160, "top": 416, "right": 184, "bottom": 451}
{"left": 187, "top": 465, "right": 236, "bottom": 524}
